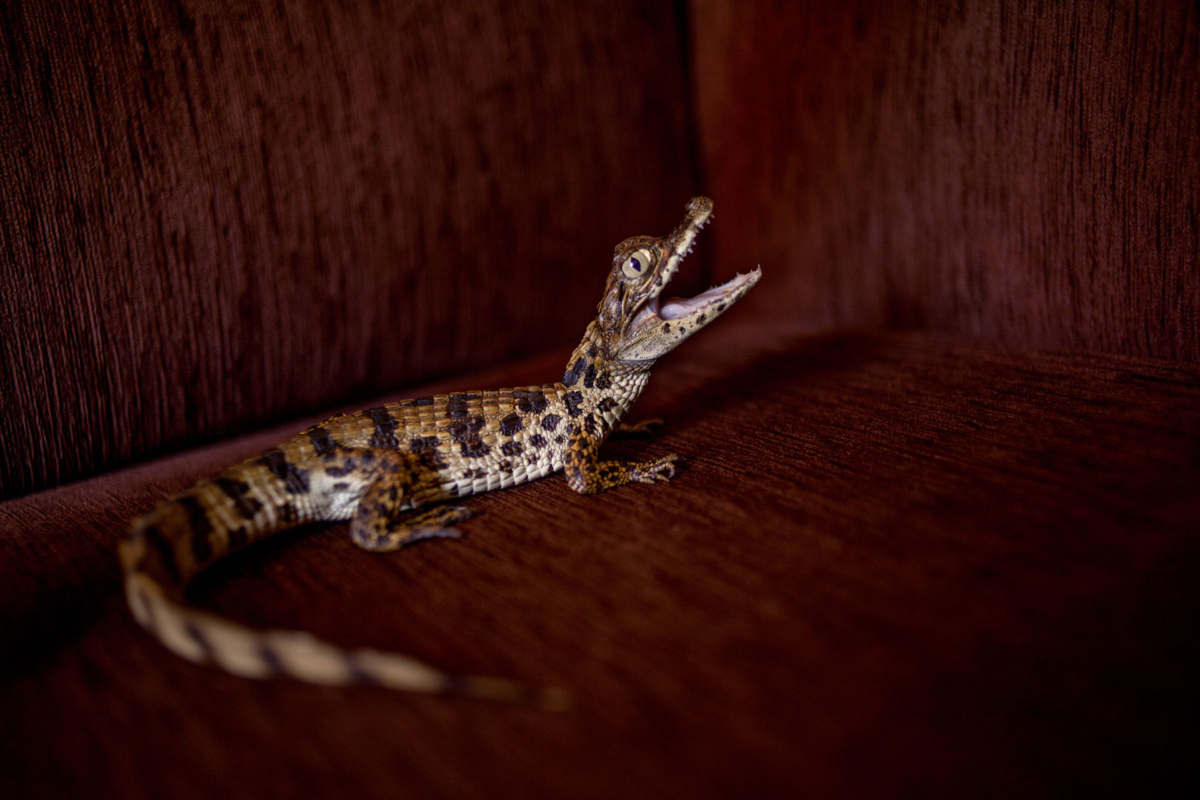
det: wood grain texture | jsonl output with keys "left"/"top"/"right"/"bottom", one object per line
{"left": 3, "top": 322, "right": 1198, "bottom": 799}
{"left": 0, "top": 0, "right": 698, "bottom": 499}
{"left": 692, "top": 0, "right": 1200, "bottom": 360}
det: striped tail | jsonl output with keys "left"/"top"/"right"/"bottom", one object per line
{"left": 119, "top": 469, "right": 571, "bottom": 710}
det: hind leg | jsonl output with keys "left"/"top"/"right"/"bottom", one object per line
{"left": 344, "top": 450, "right": 472, "bottom": 552}
{"left": 352, "top": 503, "right": 474, "bottom": 552}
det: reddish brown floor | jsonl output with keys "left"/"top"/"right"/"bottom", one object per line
{"left": 3, "top": 321, "right": 1198, "bottom": 799}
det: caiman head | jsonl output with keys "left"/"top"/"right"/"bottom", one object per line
{"left": 573, "top": 196, "right": 760, "bottom": 379}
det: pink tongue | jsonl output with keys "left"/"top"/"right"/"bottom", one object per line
{"left": 660, "top": 296, "right": 706, "bottom": 320}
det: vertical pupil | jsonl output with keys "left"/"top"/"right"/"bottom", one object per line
{"left": 632, "top": 258, "right": 642, "bottom": 271}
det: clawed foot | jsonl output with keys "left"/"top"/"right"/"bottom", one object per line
{"left": 630, "top": 454, "right": 682, "bottom": 484}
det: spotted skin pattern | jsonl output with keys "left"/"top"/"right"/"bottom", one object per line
{"left": 120, "top": 197, "right": 761, "bottom": 707}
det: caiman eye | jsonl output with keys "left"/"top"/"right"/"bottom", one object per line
{"left": 621, "top": 248, "right": 653, "bottom": 279}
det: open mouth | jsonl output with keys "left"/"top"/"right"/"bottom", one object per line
{"left": 631, "top": 270, "right": 761, "bottom": 335}
{"left": 623, "top": 197, "right": 761, "bottom": 337}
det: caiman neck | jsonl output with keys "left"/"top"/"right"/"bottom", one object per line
{"left": 560, "top": 321, "right": 653, "bottom": 420}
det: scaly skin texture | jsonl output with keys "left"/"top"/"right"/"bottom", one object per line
{"left": 119, "top": 197, "right": 761, "bottom": 707}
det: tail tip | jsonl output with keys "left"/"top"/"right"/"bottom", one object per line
{"left": 456, "top": 675, "right": 574, "bottom": 711}
{"left": 534, "top": 686, "right": 574, "bottom": 713}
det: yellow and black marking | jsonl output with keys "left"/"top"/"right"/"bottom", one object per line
{"left": 563, "top": 423, "right": 680, "bottom": 495}
{"left": 120, "top": 196, "right": 760, "bottom": 707}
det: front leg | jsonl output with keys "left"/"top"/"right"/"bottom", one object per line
{"left": 563, "top": 424, "right": 681, "bottom": 496}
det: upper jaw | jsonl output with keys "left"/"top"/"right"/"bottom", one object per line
{"left": 626, "top": 196, "right": 714, "bottom": 333}
{"left": 654, "top": 195, "right": 714, "bottom": 293}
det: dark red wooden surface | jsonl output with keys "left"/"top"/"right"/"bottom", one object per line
{"left": 693, "top": 0, "right": 1200, "bottom": 361}
{"left": 4, "top": 0, "right": 1200, "bottom": 796}
{"left": 3, "top": 322, "right": 1199, "bottom": 799}
{"left": 0, "top": 0, "right": 698, "bottom": 498}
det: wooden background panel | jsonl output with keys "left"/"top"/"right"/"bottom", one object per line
{"left": 691, "top": 0, "right": 1200, "bottom": 361}
{"left": 0, "top": 0, "right": 698, "bottom": 499}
